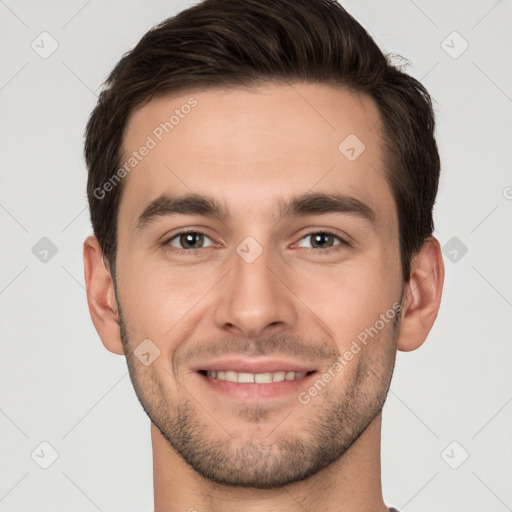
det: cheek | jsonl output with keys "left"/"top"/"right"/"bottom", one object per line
{"left": 289, "top": 250, "right": 400, "bottom": 343}
{"left": 116, "top": 258, "right": 219, "bottom": 338}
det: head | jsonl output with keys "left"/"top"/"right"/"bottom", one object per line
{"left": 83, "top": 0, "right": 444, "bottom": 489}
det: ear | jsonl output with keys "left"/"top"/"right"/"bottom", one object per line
{"left": 83, "top": 235, "right": 125, "bottom": 355}
{"left": 397, "top": 236, "right": 445, "bottom": 352}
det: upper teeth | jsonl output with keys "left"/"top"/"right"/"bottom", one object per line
{"left": 206, "top": 370, "right": 307, "bottom": 383}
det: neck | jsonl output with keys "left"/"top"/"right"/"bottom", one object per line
{"left": 152, "top": 413, "right": 388, "bottom": 512}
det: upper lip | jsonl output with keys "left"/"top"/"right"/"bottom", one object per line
{"left": 194, "top": 357, "right": 317, "bottom": 374}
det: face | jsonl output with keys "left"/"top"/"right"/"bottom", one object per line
{"left": 114, "top": 83, "right": 404, "bottom": 488}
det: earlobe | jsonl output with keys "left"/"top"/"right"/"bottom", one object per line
{"left": 397, "top": 237, "right": 445, "bottom": 352}
{"left": 83, "top": 235, "right": 125, "bottom": 355}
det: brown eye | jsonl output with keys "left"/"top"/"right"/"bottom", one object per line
{"left": 167, "top": 231, "right": 213, "bottom": 250}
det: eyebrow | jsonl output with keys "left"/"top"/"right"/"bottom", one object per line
{"left": 135, "top": 192, "right": 377, "bottom": 230}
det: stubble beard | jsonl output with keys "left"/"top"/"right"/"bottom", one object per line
{"left": 116, "top": 304, "right": 401, "bottom": 489}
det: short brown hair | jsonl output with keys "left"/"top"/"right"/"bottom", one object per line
{"left": 85, "top": 0, "right": 440, "bottom": 283}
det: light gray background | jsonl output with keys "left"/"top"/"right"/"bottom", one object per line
{"left": 1, "top": 0, "right": 511, "bottom": 511}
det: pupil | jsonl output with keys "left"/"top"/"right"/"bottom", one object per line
{"left": 312, "top": 233, "right": 331, "bottom": 248}
{"left": 182, "top": 232, "right": 203, "bottom": 248}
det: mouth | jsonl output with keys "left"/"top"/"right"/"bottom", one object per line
{"left": 198, "top": 369, "right": 316, "bottom": 383}
{"left": 194, "top": 358, "right": 318, "bottom": 400}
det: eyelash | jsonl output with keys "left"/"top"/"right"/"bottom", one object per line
{"left": 162, "top": 229, "right": 351, "bottom": 256}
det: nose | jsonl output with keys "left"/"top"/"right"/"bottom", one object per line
{"left": 213, "top": 242, "right": 297, "bottom": 339}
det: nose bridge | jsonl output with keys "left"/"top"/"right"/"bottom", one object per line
{"left": 213, "top": 236, "right": 295, "bottom": 337}
{"left": 233, "top": 238, "right": 275, "bottom": 294}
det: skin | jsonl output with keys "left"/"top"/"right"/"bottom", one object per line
{"left": 83, "top": 82, "right": 444, "bottom": 512}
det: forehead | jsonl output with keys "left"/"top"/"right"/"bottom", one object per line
{"left": 119, "top": 83, "right": 395, "bottom": 231}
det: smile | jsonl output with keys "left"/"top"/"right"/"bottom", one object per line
{"left": 201, "top": 370, "right": 313, "bottom": 383}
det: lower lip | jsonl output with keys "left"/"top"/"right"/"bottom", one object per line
{"left": 197, "top": 372, "right": 317, "bottom": 400}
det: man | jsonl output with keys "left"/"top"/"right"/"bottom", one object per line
{"left": 83, "top": 0, "right": 444, "bottom": 510}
